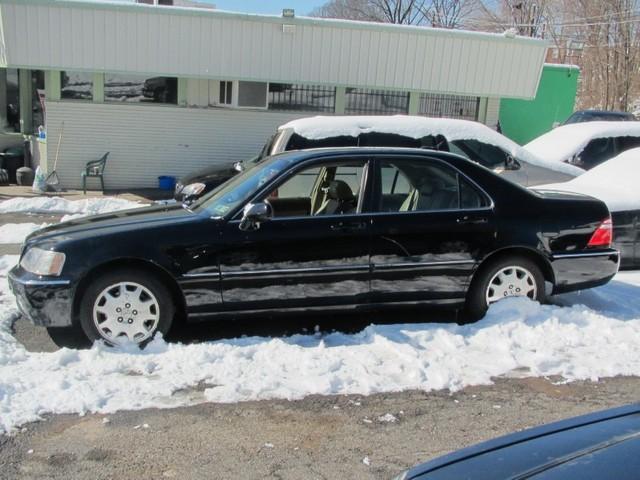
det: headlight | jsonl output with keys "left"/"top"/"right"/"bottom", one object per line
{"left": 181, "top": 182, "right": 206, "bottom": 197}
{"left": 20, "top": 247, "right": 66, "bottom": 276}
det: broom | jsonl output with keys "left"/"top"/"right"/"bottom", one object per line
{"left": 45, "top": 121, "right": 64, "bottom": 190}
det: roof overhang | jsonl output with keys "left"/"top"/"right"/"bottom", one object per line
{"left": 0, "top": 0, "right": 549, "bottom": 99}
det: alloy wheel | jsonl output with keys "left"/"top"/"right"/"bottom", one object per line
{"left": 92, "top": 281, "right": 160, "bottom": 345}
{"left": 485, "top": 266, "right": 537, "bottom": 306}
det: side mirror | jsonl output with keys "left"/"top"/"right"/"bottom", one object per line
{"left": 505, "top": 155, "right": 520, "bottom": 170}
{"left": 233, "top": 161, "right": 244, "bottom": 173}
{"left": 239, "top": 201, "right": 272, "bottom": 231}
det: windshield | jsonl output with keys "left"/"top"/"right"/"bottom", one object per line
{"left": 193, "top": 155, "right": 297, "bottom": 217}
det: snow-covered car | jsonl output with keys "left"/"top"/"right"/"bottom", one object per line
{"left": 398, "top": 403, "right": 640, "bottom": 480}
{"left": 525, "top": 121, "right": 640, "bottom": 170}
{"left": 535, "top": 148, "right": 640, "bottom": 269}
{"left": 175, "top": 115, "right": 583, "bottom": 202}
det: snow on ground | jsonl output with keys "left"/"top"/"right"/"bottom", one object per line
{"left": 0, "top": 223, "right": 49, "bottom": 244}
{"left": 524, "top": 121, "right": 640, "bottom": 164}
{"left": 280, "top": 115, "right": 584, "bottom": 177}
{"left": 534, "top": 148, "right": 640, "bottom": 212}
{"left": 2, "top": 255, "right": 640, "bottom": 434}
{"left": 0, "top": 196, "right": 145, "bottom": 218}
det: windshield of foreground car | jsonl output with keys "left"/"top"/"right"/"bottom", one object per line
{"left": 193, "top": 155, "right": 297, "bottom": 217}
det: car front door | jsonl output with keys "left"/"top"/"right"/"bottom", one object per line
{"left": 369, "top": 155, "right": 496, "bottom": 305}
{"left": 215, "top": 156, "right": 373, "bottom": 313}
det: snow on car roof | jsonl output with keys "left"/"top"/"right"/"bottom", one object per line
{"left": 279, "top": 115, "right": 583, "bottom": 176}
{"left": 525, "top": 121, "right": 640, "bottom": 164}
{"left": 534, "top": 147, "right": 640, "bottom": 212}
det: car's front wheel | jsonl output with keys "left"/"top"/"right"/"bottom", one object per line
{"left": 79, "top": 268, "right": 175, "bottom": 347}
{"left": 465, "top": 256, "right": 545, "bottom": 321}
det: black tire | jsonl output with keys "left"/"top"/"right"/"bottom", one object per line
{"left": 464, "top": 256, "right": 545, "bottom": 322}
{"left": 79, "top": 268, "right": 175, "bottom": 347}
{"left": 46, "top": 326, "right": 92, "bottom": 349}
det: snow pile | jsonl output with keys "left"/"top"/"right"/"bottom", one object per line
{"left": 0, "top": 223, "right": 49, "bottom": 244}
{"left": 525, "top": 121, "right": 640, "bottom": 164}
{"left": 2, "top": 251, "right": 640, "bottom": 433}
{"left": 534, "top": 148, "right": 640, "bottom": 211}
{"left": 279, "top": 115, "right": 584, "bottom": 176}
{"left": 0, "top": 196, "right": 146, "bottom": 218}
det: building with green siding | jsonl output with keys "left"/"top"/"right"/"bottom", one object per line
{"left": 499, "top": 64, "right": 579, "bottom": 145}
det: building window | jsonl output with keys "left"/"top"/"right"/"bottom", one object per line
{"left": 61, "top": 71, "right": 93, "bottom": 100}
{"left": 237, "top": 81, "right": 267, "bottom": 108}
{"left": 345, "top": 88, "right": 409, "bottom": 115}
{"left": 104, "top": 74, "right": 177, "bottom": 104}
{"left": 418, "top": 93, "right": 480, "bottom": 121}
{"left": 219, "top": 81, "right": 232, "bottom": 105}
{"left": 268, "top": 84, "right": 336, "bottom": 113}
{"left": 3, "top": 69, "right": 20, "bottom": 133}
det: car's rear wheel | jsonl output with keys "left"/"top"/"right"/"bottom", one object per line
{"left": 465, "top": 256, "right": 545, "bottom": 321}
{"left": 79, "top": 268, "right": 175, "bottom": 347}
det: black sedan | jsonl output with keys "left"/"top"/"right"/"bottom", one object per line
{"left": 399, "top": 403, "right": 640, "bottom": 479}
{"left": 10, "top": 148, "right": 619, "bottom": 348}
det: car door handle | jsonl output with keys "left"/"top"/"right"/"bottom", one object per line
{"left": 456, "top": 216, "right": 488, "bottom": 225}
{"left": 330, "top": 221, "right": 367, "bottom": 232}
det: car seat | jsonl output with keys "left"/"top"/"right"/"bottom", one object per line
{"left": 315, "top": 180, "right": 356, "bottom": 215}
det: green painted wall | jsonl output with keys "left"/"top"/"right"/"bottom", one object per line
{"left": 499, "top": 64, "right": 579, "bottom": 145}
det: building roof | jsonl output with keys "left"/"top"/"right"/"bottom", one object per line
{"left": 0, "top": 0, "right": 548, "bottom": 99}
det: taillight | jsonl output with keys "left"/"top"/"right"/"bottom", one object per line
{"left": 587, "top": 217, "right": 613, "bottom": 248}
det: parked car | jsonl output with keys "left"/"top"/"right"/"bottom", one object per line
{"left": 10, "top": 148, "right": 618, "bottom": 348}
{"left": 397, "top": 403, "right": 640, "bottom": 480}
{"left": 174, "top": 116, "right": 583, "bottom": 203}
{"left": 535, "top": 148, "right": 640, "bottom": 269}
{"left": 525, "top": 121, "right": 640, "bottom": 170}
{"left": 563, "top": 109, "right": 636, "bottom": 125}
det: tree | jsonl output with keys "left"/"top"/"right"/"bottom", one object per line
{"left": 311, "top": 0, "right": 478, "bottom": 28}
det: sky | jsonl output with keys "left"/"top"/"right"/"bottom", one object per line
{"left": 197, "top": 0, "right": 323, "bottom": 15}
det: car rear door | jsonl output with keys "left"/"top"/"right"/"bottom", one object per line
{"left": 368, "top": 154, "right": 496, "bottom": 305}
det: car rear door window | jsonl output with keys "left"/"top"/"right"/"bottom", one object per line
{"left": 375, "top": 157, "right": 489, "bottom": 213}
{"left": 579, "top": 137, "right": 617, "bottom": 168}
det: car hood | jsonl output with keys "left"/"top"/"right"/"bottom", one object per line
{"left": 178, "top": 163, "right": 237, "bottom": 186}
{"left": 25, "top": 203, "right": 198, "bottom": 246}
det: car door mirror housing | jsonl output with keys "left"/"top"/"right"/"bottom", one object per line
{"left": 239, "top": 201, "right": 273, "bottom": 231}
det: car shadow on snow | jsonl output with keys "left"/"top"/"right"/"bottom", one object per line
{"left": 165, "top": 306, "right": 459, "bottom": 346}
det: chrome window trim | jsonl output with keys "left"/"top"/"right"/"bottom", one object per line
{"left": 373, "top": 260, "right": 475, "bottom": 269}
{"left": 551, "top": 250, "right": 619, "bottom": 260}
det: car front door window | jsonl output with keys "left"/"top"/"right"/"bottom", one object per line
{"left": 262, "top": 162, "right": 366, "bottom": 218}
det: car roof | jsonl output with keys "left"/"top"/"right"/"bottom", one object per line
{"left": 404, "top": 403, "right": 640, "bottom": 480}
{"left": 525, "top": 121, "right": 640, "bottom": 163}
{"left": 574, "top": 110, "right": 633, "bottom": 116}
{"left": 268, "top": 146, "right": 473, "bottom": 167}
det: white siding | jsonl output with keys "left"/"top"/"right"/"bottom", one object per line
{"left": 0, "top": 0, "right": 547, "bottom": 99}
{"left": 45, "top": 102, "right": 305, "bottom": 189}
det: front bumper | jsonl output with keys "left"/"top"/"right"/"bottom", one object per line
{"left": 8, "top": 266, "right": 76, "bottom": 327}
{"left": 550, "top": 249, "right": 620, "bottom": 294}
